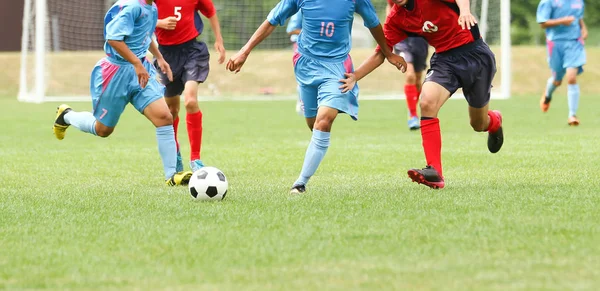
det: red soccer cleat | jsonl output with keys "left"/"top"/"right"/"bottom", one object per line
{"left": 407, "top": 166, "right": 445, "bottom": 189}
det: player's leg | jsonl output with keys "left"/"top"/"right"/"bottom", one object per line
{"left": 404, "top": 61, "right": 420, "bottom": 130}
{"left": 182, "top": 41, "right": 211, "bottom": 171}
{"left": 292, "top": 42, "right": 303, "bottom": 116}
{"left": 163, "top": 92, "right": 184, "bottom": 172}
{"left": 564, "top": 40, "right": 586, "bottom": 126}
{"left": 134, "top": 63, "right": 192, "bottom": 185}
{"left": 541, "top": 41, "right": 565, "bottom": 112}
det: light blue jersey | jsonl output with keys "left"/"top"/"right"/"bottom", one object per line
{"left": 537, "top": 0, "right": 584, "bottom": 41}
{"left": 104, "top": 0, "right": 158, "bottom": 61}
{"left": 286, "top": 11, "right": 303, "bottom": 43}
{"left": 267, "top": 0, "right": 380, "bottom": 62}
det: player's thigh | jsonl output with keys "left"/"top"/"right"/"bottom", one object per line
{"left": 423, "top": 55, "right": 459, "bottom": 113}
{"left": 420, "top": 81, "right": 451, "bottom": 117}
{"left": 548, "top": 42, "right": 566, "bottom": 81}
{"left": 461, "top": 44, "right": 497, "bottom": 109}
{"left": 89, "top": 59, "right": 129, "bottom": 128}
{"left": 468, "top": 103, "right": 490, "bottom": 131}
{"left": 317, "top": 56, "right": 359, "bottom": 121}
{"left": 294, "top": 57, "right": 320, "bottom": 118}
{"left": 132, "top": 63, "right": 172, "bottom": 126}
{"left": 183, "top": 41, "right": 210, "bottom": 84}
{"left": 298, "top": 85, "right": 318, "bottom": 119}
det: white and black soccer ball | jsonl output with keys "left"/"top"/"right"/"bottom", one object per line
{"left": 189, "top": 167, "right": 228, "bottom": 201}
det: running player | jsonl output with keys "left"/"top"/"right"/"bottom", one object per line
{"left": 52, "top": 0, "right": 193, "bottom": 186}
{"left": 226, "top": 0, "right": 406, "bottom": 194}
{"left": 155, "top": 0, "right": 226, "bottom": 172}
{"left": 341, "top": 0, "right": 504, "bottom": 189}
{"left": 286, "top": 11, "right": 303, "bottom": 115}
{"left": 537, "top": 0, "right": 586, "bottom": 126}
{"left": 386, "top": 0, "right": 429, "bottom": 131}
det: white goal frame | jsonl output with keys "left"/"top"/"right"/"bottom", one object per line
{"left": 18, "top": 0, "right": 511, "bottom": 103}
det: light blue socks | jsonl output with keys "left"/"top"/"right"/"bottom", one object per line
{"left": 156, "top": 125, "right": 177, "bottom": 179}
{"left": 545, "top": 77, "right": 557, "bottom": 99}
{"left": 64, "top": 111, "right": 97, "bottom": 135}
{"left": 567, "top": 84, "right": 580, "bottom": 117}
{"left": 294, "top": 129, "right": 331, "bottom": 186}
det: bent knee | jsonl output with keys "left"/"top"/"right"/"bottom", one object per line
{"left": 314, "top": 117, "right": 335, "bottom": 132}
{"left": 96, "top": 126, "right": 114, "bottom": 138}
{"left": 470, "top": 119, "right": 488, "bottom": 132}
{"left": 566, "top": 76, "right": 577, "bottom": 85}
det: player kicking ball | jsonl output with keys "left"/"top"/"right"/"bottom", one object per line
{"left": 155, "top": 0, "right": 226, "bottom": 172}
{"left": 341, "top": 0, "right": 504, "bottom": 189}
{"left": 227, "top": 0, "right": 406, "bottom": 194}
{"left": 537, "top": 0, "right": 587, "bottom": 126}
{"left": 52, "top": 0, "right": 193, "bottom": 186}
{"left": 386, "top": 0, "right": 429, "bottom": 131}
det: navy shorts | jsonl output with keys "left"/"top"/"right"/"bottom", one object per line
{"left": 156, "top": 39, "right": 210, "bottom": 97}
{"left": 425, "top": 39, "right": 497, "bottom": 109}
{"left": 394, "top": 37, "right": 429, "bottom": 72}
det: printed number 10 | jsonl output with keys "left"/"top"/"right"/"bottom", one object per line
{"left": 320, "top": 22, "right": 334, "bottom": 37}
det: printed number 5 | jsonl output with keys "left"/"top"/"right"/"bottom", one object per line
{"left": 320, "top": 22, "right": 334, "bottom": 37}
{"left": 174, "top": 6, "right": 182, "bottom": 21}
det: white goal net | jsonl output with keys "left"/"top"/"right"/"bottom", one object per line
{"left": 19, "top": 0, "right": 510, "bottom": 102}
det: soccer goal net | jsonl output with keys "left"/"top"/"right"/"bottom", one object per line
{"left": 19, "top": 0, "right": 510, "bottom": 103}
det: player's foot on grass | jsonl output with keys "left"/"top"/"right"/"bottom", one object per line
{"left": 408, "top": 116, "right": 420, "bottom": 131}
{"left": 407, "top": 166, "right": 445, "bottom": 189}
{"left": 290, "top": 184, "right": 306, "bottom": 194}
{"left": 190, "top": 160, "right": 205, "bottom": 172}
{"left": 568, "top": 116, "right": 580, "bottom": 126}
{"left": 487, "top": 110, "right": 504, "bottom": 154}
{"left": 540, "top": 95, "right": 551, "bottom": 113}
{"left": 165, "top": 171, "right": 193, "bottom": 186}
{"left": 176, "top": 151, "right": 184, "bottom": 173}
{"left": 53, "top": 104, "right": 72, "bottom": 140}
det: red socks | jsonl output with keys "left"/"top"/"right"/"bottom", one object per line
{"left": 487, "top": 111, "right": 501, "bottom": 133}
{"left": 186, "top": 111, "right": 203, "bottom": 161}
{"left": 405, "top": 84, "right": 419, "bottom": 118}
{"left": 173, "top": 116, "right": 180, "bottom": 151}
{"left": 420, "top": 118, "right": 443, "bottom": 176}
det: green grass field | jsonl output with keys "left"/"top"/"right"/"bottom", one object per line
{"left": 1, "top": 94, "right": 599, "bottom": 289}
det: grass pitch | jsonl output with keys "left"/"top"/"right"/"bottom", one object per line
{"left": 1, "top": 95, "right": 599, "bottom": 290}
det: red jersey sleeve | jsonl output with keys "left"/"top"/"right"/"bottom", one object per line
{"left": 376, "top": 10, "right": 408, "bottom": 53}
{"left": 196, "top": 0, "right": 216, "bottom": 18}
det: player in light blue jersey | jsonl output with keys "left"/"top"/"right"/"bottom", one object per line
{"left": 52, "top": 0, "right": 193, "bottom": 186}
{"left": 227, "top": 0, "right": 406, "bottom": 194}
{"left": 286, "top": 11, "right": 304, "bottom": 116}
{"left": 537, "top": 0, "right": 587, "bottom": 126}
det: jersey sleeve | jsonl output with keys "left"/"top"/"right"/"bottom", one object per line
{"left": 267, "top": 0, "right": 299, "bottom": 26}
{"left": 286, "top": 11, "right": 302, "bottom": 33}
{"left": 536, "top": 0, "right": 553, "bottom": 24}
{"left": 105, "top": 5, "right": 142, "bottom": 41}
{"left": 375, "top": 13, "right": 407, "bottom": 53}
{"left": 196, "top": 0, "right": 216, "bottom": 18}
{"left": 355, "top": 0, "right": 380, "bottom": 29}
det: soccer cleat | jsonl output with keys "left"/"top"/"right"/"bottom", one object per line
{"left": 540, "top": 94, "right": 551, "bottom": 113}
{"left": 165, "top": 171, "right": 193, "bottom": 186}
{"left": 176, "top": 151, "right": 184, "bottom": 173}
{"left": 568, "top": 116, "right": 580, "bottom": 126}
{"left": 487, "top": 110, "right": 504, "bottom": 154}
{"left": 53, "top": 104, "right": 72, "bottom": 140}
{"left": 408, "top": 116, "right": 420, "bottom": 131}
{"left": 190, "top": 159, "right": 205, "bottom": 172}
{"left": 290, "top": 184, "right": 306, "bottom": 194}
{"left": 407, "top": 166, "right": 445, "bottom": 189}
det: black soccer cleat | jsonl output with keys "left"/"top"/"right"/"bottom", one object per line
{"left": 487, "top": 110, "right": 504, "bottom": 154}
{"left": 290, "top": 184, "right": 306, "bottom": 194}
{"left": 407, "top": 165, "right": 445, "bottom": 189}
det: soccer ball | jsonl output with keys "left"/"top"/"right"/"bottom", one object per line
{"left": 188, "top": 167, "right": 228, "bottom": 201}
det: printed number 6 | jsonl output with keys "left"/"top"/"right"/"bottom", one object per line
{"left": 174, "top": 6, "right": 182, "bottom": 21}
{"left": 320, "top": 22, "right": 334, "bottom": 37}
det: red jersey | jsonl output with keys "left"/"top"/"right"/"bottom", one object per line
{"left": 155, "top": 0, "right": 216, "bottom": 46}
{"left": 380, "top": 0, "right": 480, "bottom": 53}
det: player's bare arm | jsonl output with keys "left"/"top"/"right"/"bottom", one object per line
{"left": 369, "top": 24, "right": 406, "bottom": 72}
{"left": 157, "top": 16, "right": 177, "bottom": 30}
{"left": 339, "top": 50, "right": 386, "bottom": 93}
{"left": 227, "top": 20, "right": 276, "bottom": 73}
{"left": 149, "top": 40, "right": 173, "bottom": 82}
{"left": 580, "top": 18, "right": 588, "bottom": 40}
{"left": 539, "top": 16, "right": 575, "bottom": 28}
{"left": 107, "top": 40, "right": 149, "bottom": 88}
{"left": 207, "top": 14, "right": 226, "bottom": 64}
{"left": 453, "top": 0, "right": 477, "bottom": 30}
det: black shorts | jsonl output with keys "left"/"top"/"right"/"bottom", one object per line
{"left": 155, "top": 39, "right": 210, "bottom": 97}
{"left": 394, "top": 37, "right": 429, "bottom": 72}
{"left": 425, "top": 39, "right": 497, "bottom": 108}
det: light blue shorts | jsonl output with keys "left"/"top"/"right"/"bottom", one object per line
{"left": 89, "top": 57, "right": 165, "bottom": 127}
{"left": 293, "top": 53, "right": 359, "bottom": 120}
{"left": 547, "top": 39, "right": 586, "bottom": 81}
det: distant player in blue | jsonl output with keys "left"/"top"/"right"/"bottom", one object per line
{"left": 286, "top": 11, "right": 304, "bottom": 116}
{"left": 537, "top": 0, "right": 587, "bottom": 126}
{"left": 52, "top": 0, "right": 193, "bottom": 186}
{"left": 226, "top": 0, "right": 406, "bottom": 194}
